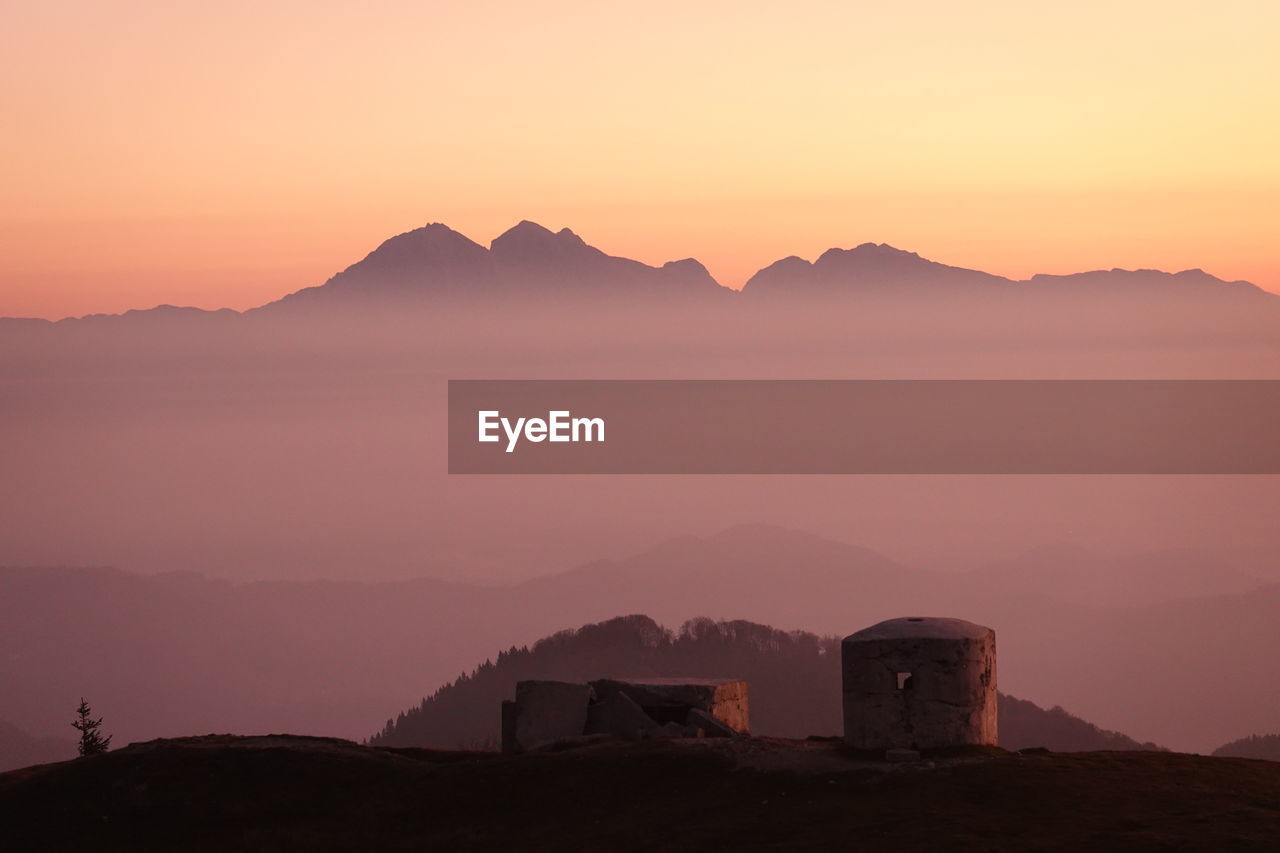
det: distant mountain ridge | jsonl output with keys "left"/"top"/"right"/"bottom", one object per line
{"left": 743, "top": 242, "right": 1013, "bottom": 297}
{"left": 1, "top": 525, "right": 1275, "bottom": 753}
{"left": 2, "top": 220, "right": 1272, "bottom": 323}
{"left": 255, "top": 220, "right": 727, "bottom": 312}
{"left": 0, "top": 720, "right": 75, "bottom": 773}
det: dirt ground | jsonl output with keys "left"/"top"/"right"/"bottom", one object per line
{"left": 2, "top": 734, "right": 1278, "bottom": 851}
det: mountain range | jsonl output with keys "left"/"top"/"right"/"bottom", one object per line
{"left": 2, "top": 220, "right": 1273, "bottom": 324}
{"left": 3, "top": 224, "right": 1277, "bottom": 773}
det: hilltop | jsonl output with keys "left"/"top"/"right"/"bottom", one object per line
{"left": 1215, "top": 733, "right": 1280, "bottom": 761}
{"left": 371, "top": 614, "right": 1164, "bottom": 753}
{"left": 1, "top": 734, "right": 1276, "bottom": 852}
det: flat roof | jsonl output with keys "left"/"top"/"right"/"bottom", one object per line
{"left": 843, "top": 617, "right": 992, "bottom": 643}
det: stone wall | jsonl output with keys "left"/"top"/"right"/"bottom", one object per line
{"left": 842, "top": 617, "right": 996, "bottom": 751}
{"left": 502, "top": 677, "right": 749, "bottom": 753}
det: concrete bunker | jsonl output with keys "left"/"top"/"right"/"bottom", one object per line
{"left": 502, "top": 677, "right": 748, "bottom": 753}
{"left": 842, "top": 616, "right": 996, "bottom": 751}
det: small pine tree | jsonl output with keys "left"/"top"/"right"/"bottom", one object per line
{"left": 72, "top": 698, "right": 112, "bottom": 756}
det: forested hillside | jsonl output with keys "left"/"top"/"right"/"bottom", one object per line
{"left": 370, "top": 615, "right": 1161, "bottom": 752}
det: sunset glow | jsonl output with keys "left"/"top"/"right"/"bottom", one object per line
{"left": 3, "top": 1, "right": 1278, "bottom": 318}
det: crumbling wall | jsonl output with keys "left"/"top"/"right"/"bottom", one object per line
{"left": 502, "top": 677, "right": 749, "bottom": 753}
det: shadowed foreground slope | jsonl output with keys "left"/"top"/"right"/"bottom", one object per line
{"left": 1, "top": 735, "right": 1277, "bottom": 852}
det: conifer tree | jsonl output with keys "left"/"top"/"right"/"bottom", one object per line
{"left": 72, "top": 698, "right": 112, "bottom": 756}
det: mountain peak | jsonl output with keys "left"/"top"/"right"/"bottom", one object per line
{"left": 494, "top": 220, "right": 555, "bottom": 242}
{"left": 361, "top": 223, "right": 489, "bottom": 264}
{"left": 816, "top": 243, "right": 922, "bottom": 266}
{"left": 490, "top": 220, "right": 597, "bottom": 263}
{"left": 745, "top": 242, "right": 1008, "bottom": 296}
{"left": 254, "top": 222, "right": 493, "bottom": 309}
{"left": 555, "top": 226, "right": 587, "bottom": 246}
{"left": 855, "top": 242, "right": 918, "bottom": 257}
{"left": 662, "top": 257, "right": 709, "bottom": 274}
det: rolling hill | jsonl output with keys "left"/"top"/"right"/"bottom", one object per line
{"left": 370, "top": 613, "right": 1164, "bottom": 753}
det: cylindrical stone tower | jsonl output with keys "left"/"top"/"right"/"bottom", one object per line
{"left": 842, "top": 616, "right": 996, "bottom": 750}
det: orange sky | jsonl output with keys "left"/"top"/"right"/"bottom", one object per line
{"left": 3, "top": 1, "right": 1278, "bottom": 319}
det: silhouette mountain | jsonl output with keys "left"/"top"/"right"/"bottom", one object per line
{"left": 1213, "top": 733, "right": 1280, "bottom": 761}
{"left": 369, "top": 613, "right": 1162, "bottom": 752}
{"left": 744, "top": 243, "right": 1012, "bottom": 298}
{"left": 997, "top": 695, "right": 1163, "bottom": 753}
{"left": 260, "top": 223, "right": 495, "bottom": 310}
{"left": 743, "top": 242, "right": 1270, "bottom": 305}
{"left": 255, "top": 220, "right": 727, "bottom": 312}
{"left": 489, "top": 220, "right": 723, "bottom": 297}
{"left": 266, "top": 225, "right": 1271, "bottom": 311}
{"left": 1025, "top": 267, "right": 1268, "bottom": 300}
{"left": 4, "top": 221, "right": 1274, "bottom": 323}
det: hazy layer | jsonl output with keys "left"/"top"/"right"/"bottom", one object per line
{"left": 3, "top": 246, "right": 1278, "bottom": 762}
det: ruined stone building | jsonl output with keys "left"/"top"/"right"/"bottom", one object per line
{"left": 502, "top": 677, "right": 748, "bottom": 753}
{"left": 500, "top": 616, "right": 996, "bottom": 756}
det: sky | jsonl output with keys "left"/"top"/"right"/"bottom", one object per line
{"left": 2, "top": 1, "right": 1278, "bottom": 319}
